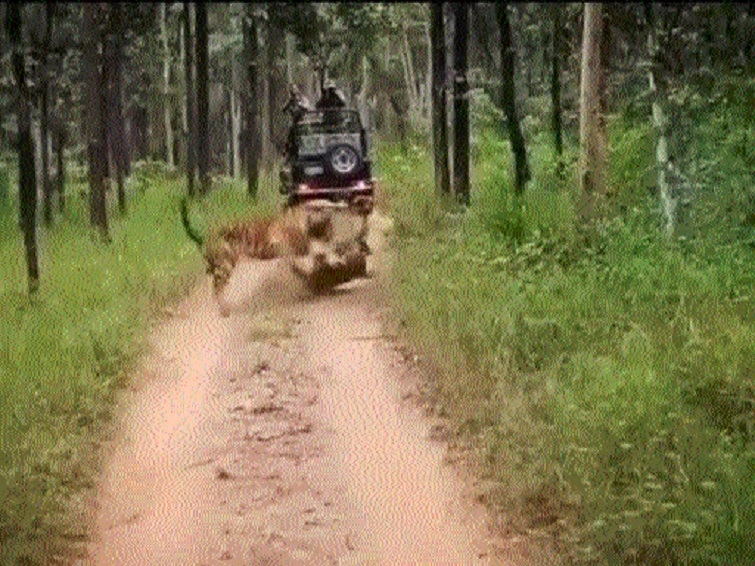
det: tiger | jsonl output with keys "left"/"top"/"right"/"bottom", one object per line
{"left": 179, "top": 197, "right": 369, "bottom": 313}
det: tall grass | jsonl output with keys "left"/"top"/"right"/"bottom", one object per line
{"left": 0, "top": 170, "right": 272, "bottom": 564}
{"left": 380, "top": 121, "right": 755, "bottom": 565}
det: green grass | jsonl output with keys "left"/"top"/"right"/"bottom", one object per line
{"left": 0, "top": 169, "right": 275, "bottom": 564}
{"left": 379, "top": 121, "right": 755, "bottom": 565}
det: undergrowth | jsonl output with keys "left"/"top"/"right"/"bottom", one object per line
{"left": 379, "top": 111, "right": 755, "bottom": 565}
{"left": 0, "top": 170, "right": 272, "bottom": 564}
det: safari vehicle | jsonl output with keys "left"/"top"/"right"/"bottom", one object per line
{"left": 279, "top": 106, "right": 376, "bottom": 287}
{"left": 279, "top": 108, "right": 375, "bottom": 211}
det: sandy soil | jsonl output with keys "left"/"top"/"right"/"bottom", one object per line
{"left": 84, "top": 213, "right": 533, "bottom": 565}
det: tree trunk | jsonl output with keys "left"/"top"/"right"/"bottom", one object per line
{"left": 225, "top": 86, "right": 233, "bottom": 176}
{"left": 578, "top": 2, "right": 607, "bottom": 219}
{"left": 357, "top": 55, "right": 368, "bottom": 124}
{"left": 496, "top": 3, "right": 530, "bottom": 195}
{"left": 551, "top": 5, "right": 563, "bottom": 175}
{"left": 41, "top": 83, "right": 52, "bottom": 225}
{"left": 38, "top": 3, "right": 53, "bottom": 226}
{"left": 286, "top": 32, "right": 295, "bottom": 86}
{"left": 400, "top": 22, "right": 419, "bottom": 128}
{"left": 389, "top": 94, "right": 407, "bottom": 145}
{"left": 318, "top": 63, "right": 326, "bottom": 98}
{"left": 9, "top": 4, "right": 39, "bottom": 293}
{"left": 195, "top": 2, "right": 210, "bottom": 195}
{"left": 231, "top": 78, "right": 242, "bottom": 180}
{"left": 424, "top": 22, "right": 432, "bottom": 124}
{"left": 452, "top": 2, "right": 469, "bottom": 206}
{"left": 244, "top": 7, "right": 260, "bottom": 198}
{"left": 56, "top": 124, "right": 66, "bottom": 213}
{"left": 645, "top": 3, "right": 676, "bottom": 237}
{"left": 599, "top": 6, "right": 611, "bottom": 145}
{"left": 184, "top": 2, "right": 196, "bottom": 196}
{"left": 260, "top": 11, "right": 272, "bottom": 172}
{"left": 431, "top": 2, "right": 450, "bottom": 197}
{"left": 84, "top": 3, "right": 109, "bottom": 241}
{"left": 161, "top": 3, "right": 174, "bottom": 168}
{"left": 106, "top": 2, "right": 127, "bottom": 215}
{"left": 179, "top": 15, "right": 186, "bottom": 170}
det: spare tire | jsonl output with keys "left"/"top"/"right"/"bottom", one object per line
{"left": 325, "top": 144, "right": 362, "bottom": 178}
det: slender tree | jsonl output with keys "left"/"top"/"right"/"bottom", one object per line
{"left": 578, "top": 2, "right": 608, "bottom": 219}
{"left": 105, "top": 2, "right": 128, "bottom": 214}
{"left": 599, "top": 6, "right": 611, "bottom": 163}
{"left": 645, "top": 3, "right": 677, "bottom": 236}
{"left": 550, "top": 5, "right": 563, "bottom": 175}
{"left": 8, "top": 4, "right": 40, "bottom": 293}
{"left": 260, "top": 6, "right": 272, "bottom": 171}
{"left": 496, "top": 3, "right": 530, "bottom": 195}
{"left": 231, "top": 63, "right": 242, "bottom": 180}
{"left": 451, "top": 2, "right": 469, "bottom": 206}
{"left": 55, "top": 86, "right": 70, "bottom": 214}
{"left": 39, "top": 3, "right": 55, "bottom": 226}
{"left": 184, "top": 2, "right": 196, "bottom": 197}
{"left": 55, "top": 118, "right": 66, "bottom": 213}
{"left": 160, "top": 2, "right": 174, "bottom": 168}
{"left": 195, "top": 1, "right": 210, "bottom": 195}
{"left": 431, "top": 2, "right": 450, "bottom": 197}
{"left": 84, "top": 3, "right": 109, "bottom": 240}
{"left": 244, "top": 5, "right": 260, "bottom": 197}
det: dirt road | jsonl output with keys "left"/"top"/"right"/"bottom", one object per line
{"left": 85, "top": 213, "right": 523, "bottom": 565}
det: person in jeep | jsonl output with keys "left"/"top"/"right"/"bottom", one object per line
{"left": 282, "top": 81, "right": 347, "bottom": 162}
{"left": 282, "top": 84, "right": 311, "bottom": 161}
{"left": 316, "top": 81, "right": 346, "bottom": 109}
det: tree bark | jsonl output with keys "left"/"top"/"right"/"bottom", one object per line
{"left": 431, "top": 2, "right": 450, "bottom": 197}
{"left": 389, "top": 94, "right": 407, "bottom": 145}
{"left": 224, "top": 86, "right": 232, "bottom": 177}
{"left": 195, "top": 1, "right": 210, "bottom": 195}
{"left": 358, "top": 55, "right": 370, "bottom": 127}
{"left": 286, "top": 32, "right": 295, "bottom": 86}
{"left": 550, "top": 5, "right": 563, "bottom": 175}
{"left": 8, "top": 4, "right": 40, "bottom": 293}
{"left": 260, "top": 12, "right": 272, "bottom": 172}
{"left": 161, "top": 2, "right": 174, "bottom": 168}
{"left": 40, "top": 82, "right": 52, "bottom": 225}
{"left": 231, "top": 74, "right": 242, "bottom": 179}
{"left": 599, "top": 6, "right": 611, "bottom": 145}
{"left": 56, "top": 123, "right": 66, "bottom": 213}
{"left": 84, "top": 3, "right": 109, "bottom": 241}
{"left": 244, "top": 7, "right": 260, "bottom": 198}
{"left": 184, "top": 2, "right": 196, "bottom": 197}
{"left": 106, "top": 2, "right": 127, "bottom": 215}
{"left": 40, "top": 2, "right": 54, "bottom": 226}
{"left": 179, "top": 14, "right": 186, "bottom": 170}
{"left": 424, "top": 22, "right": 432, "bottom": 124}
{"left": 578, "top": 2, "right": 607, "bottom": 219}
{"left": 400, "top": 22, "right": 419, "bottom": 128}
{"left": 496, "top": 3, "right": 530, "bottom": 195}
{"left": 645, "top": 3, "right": 676, "bottom": 237}
{"left": 452, "top": 2, "right": 469, "bottom": 206}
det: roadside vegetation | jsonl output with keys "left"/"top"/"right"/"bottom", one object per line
{"left": 0, "top": 165, "right": 275, "bottom": 564}
{"left": 380, "top": 86, "right": 755, "bottom": 565}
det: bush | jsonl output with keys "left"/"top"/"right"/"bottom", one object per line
{"left": 380, "top": 121, "right": 755, "bottom": 565}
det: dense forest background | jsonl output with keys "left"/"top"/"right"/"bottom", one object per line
{"left": 2, "top": 3, "right": 755, "bottom": 565}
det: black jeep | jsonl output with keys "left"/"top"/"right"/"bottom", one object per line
{"left": 279, "top": 108, "right": 375, "bottom": 212}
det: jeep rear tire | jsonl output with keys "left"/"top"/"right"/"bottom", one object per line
{"left": 326, "top": 144, "right": 362, "bottom": 178}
